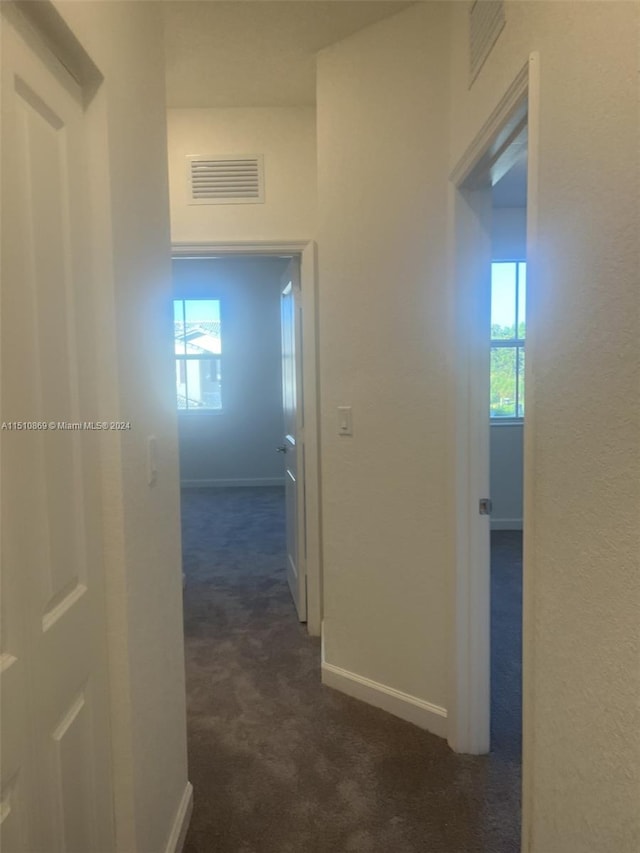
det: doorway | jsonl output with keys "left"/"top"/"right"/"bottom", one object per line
{"left": 489, "top": 157, "right": 528, "bottom": 760}
{"left": 171, "top": 242, "right": 322, "bottom": 635}
{"left": 448, "top": 54, "right": 539, "bottom": 763}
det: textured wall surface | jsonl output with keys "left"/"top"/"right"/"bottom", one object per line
{"left": 167, "top": 106, "right": 317, "bottom": 244}
{"left": 53, "top": 4, "right": 189, "bottom": 852}
{"left": 449, "top": 3, "right": 640, "bottom": 850}
{"left": 317, "top": 3, "right": 452, "bottom": 711}
{"left": 174, "top": 256, "right": 289, "bottom": 485}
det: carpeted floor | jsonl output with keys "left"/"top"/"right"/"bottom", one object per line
{"left": 490, "top": 530, "right": 523, "bottom": 764}
{"left": 181, "top": 487, "right": 521, "bottom": 853}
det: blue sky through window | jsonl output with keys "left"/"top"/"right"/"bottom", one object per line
{"left": 185, "top": 299, "right": 220, "bottom": 325}
{"left": 490, "top": 261, "right": 526, "bottom": 418}
{"left": 491, "top": 261, "right": 526, "bottom": 336}
{"left": 174, "top": 299, "right": 221, "bottom": 356}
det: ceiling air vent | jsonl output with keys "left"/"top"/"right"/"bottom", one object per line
{"left": 187, "top": 154, "right": 265, "bottom": 205}
{"left": 469, "top": 0, "right": 505, "bottom": 86}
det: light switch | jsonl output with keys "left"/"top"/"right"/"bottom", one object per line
{"left": 337, "top": 406, "right": 353, "bottom": 436}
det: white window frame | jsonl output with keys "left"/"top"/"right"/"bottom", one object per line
{"left": 490, "top": 259, "right": 526, "bottom": 422}
{"left": 173, "top": 297, "right": 223, "bottom": 413}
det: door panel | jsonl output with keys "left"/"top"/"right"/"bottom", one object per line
{"left": 0, "top": 670, "right": 29, "bottom": 852}
{"left": 1, "top": 13, "right": 114, "bottom": 851}
{"left": 280, "top": 263, "right": 307, "bottom": 621}
{"left": 51, "top": 691, "right": 96, "bottom": 853}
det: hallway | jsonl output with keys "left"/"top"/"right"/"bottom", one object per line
{"left": 181, "top": 488, "right": 521, "bottom": 853}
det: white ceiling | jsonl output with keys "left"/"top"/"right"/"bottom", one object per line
{"left": 163, "top": 1, "right": 415, "bottom": 109}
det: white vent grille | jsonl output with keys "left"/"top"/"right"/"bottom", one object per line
{"left": 469, "top": 1, "right": 505, "bottom": 86}
{"left": 187, "top": 155, "right": 264, "bottom": 205}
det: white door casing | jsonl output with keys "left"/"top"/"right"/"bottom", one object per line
{"left": 1, "top": 10, "right": 115, "bottom": 851}
{"left": 280, "top": 260, "right": 307, "bottom": 622}
{"left": 448, "top": 55, "right": 538, "bottom": 761}
{"left": 171, "top": 241, "right": 322, "bottom": 636}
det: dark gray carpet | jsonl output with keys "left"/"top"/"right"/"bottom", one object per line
{"left": 181, "top": 487, "right": 521, "bottom": 853}
{"left": 490, "top": 530, "right": 523, "bottom": 763}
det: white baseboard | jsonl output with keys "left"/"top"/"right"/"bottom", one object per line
{"left": 491, "top": 518, "right": 523, "bottom": 530}
{"left": 164, "top": 781, "right": 193, "bottom": 853}
{"left": 321, "top": 658, "right": 448, "bottom": 739}
{"left": 180, "top": 477, "right": 285, "bottom": 488}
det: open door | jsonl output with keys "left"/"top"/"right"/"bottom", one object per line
{"left": 449, "top": 57, "right": 536, "bottom": 756}
{"left": 279, "top": 260, "right": 307, "bottom": 621}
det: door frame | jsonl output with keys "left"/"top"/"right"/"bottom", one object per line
{"left": 447, "top": 53, "right": 540, "bottom": 765}
{"left": 172, "top": 240, "right": 323, "bottom": 637}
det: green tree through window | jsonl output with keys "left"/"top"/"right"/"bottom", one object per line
{"left": 490, "top": 262, "right": 526, "bottom": 419}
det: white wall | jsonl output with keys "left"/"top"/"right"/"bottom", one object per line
{"left": 490, "top": 424, "right": 523, "bottom": 530}
{"left": 174, "top": 256, "right": 288, "bottom": 486}
{"left": 167, "top": 107, "right": 317, "bottom": 243}
{"left": 492, "top": 206, "right": 526, "bottom": 259}
{"left": 316, "top": 3, "right": 452, "bottom": 731}
{"left": 53, "top": 4, "right": 189, "bottom": 852}
{"left": 491, "top": 207, "right": 526, "bottom": 529}
{"left": 450, "top": 3, "right": 640, "bottom": 850}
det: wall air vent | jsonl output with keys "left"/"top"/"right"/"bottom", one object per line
{"left": 187, "top": 154, "right": 265, "bottom": 205}
{"left": 469, "top": 0, "right": 505, "bottom": 87}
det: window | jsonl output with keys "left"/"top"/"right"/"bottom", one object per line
{"left": 490, "top": 261, "right": 526, "bottom": 419}
{"left": 174, "top": 299, "right": 222, "bottom": 410}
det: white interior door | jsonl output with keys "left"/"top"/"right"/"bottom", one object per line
{"left": 449, "top": 76, "right": 531, "bottom": 754}
{"left": 1, "top": 12, "right": 114, "bottom": 851}
{"left": 450, "top": 183, "right": 493, "bottom": 755}
{"left": 280, "top": 260, "right": 307, "bottom": 621}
